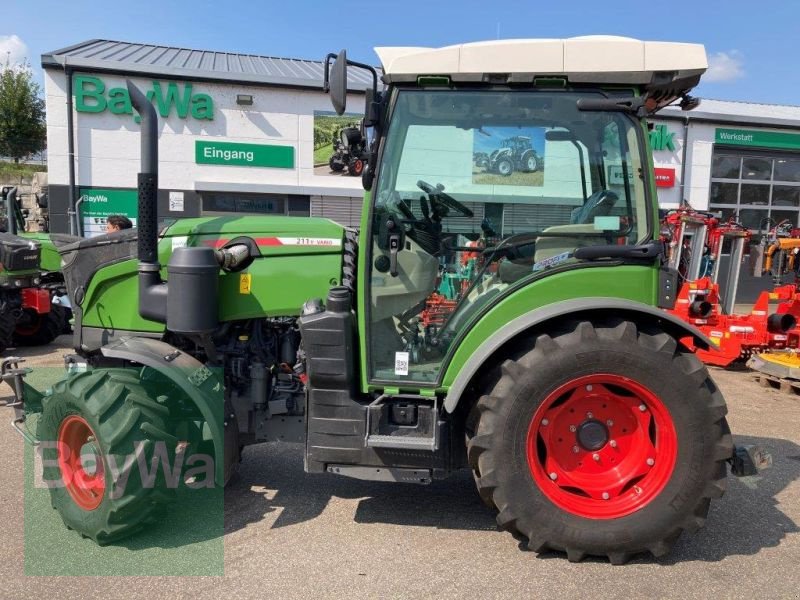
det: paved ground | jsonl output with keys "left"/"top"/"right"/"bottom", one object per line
{"left": 1, "top": 336, "right": 798, "bottom": 598}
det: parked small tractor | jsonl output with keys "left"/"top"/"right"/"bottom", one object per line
{"left": 486, "top": 135, "right": 541, "bottom": 176}
{"left": 0, "top": 187, "right": 73, "bottom": 351}
{"left": 328, "top": 122, "right": 368, "bottom": 176}
{"left": 1, "top": 37, "right": 769, "bottom": 564}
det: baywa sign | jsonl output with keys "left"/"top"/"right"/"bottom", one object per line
{"left": 74, "top": 75, "right": 214, "bottom": 122}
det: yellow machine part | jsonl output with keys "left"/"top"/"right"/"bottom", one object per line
{"left": 747, "top": 351, "right": 800, "bottom": 380}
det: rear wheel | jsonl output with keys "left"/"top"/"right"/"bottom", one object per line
{"left": 0, "top": 310, "right": 14, "bottom": 353}
{"left": 38, "top": 368, "right": 176, "bottom": 544}
{"left": 14, "top": 305, "right": 66, "bottom": 346}
{"left": 466, "top": 318, "right": 732, "bottom": 563}
{"left": 348, "top": 158, "right": 364, "bottom": 176}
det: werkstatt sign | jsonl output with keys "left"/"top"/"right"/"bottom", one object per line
{"left": 715, "top": 128, "right": 800, "bottom": 150}
{"left": 195, "top": 140, "right": 294, "bottom": 168}
{"left": 74, "top": 75, "right": 213, "bottom": 123}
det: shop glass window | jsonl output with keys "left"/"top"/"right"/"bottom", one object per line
{"left": 710, "top": 206, "right": 738, "bottom": 222}
{"left": 711, "top": 154, "right": 741, "bottom": 179}
{"left": 737, "top": 208, "right": 769, "bottom": 230}
{"left": 769, "top": 209, "right": 800, "bottom": 227}
{"left": 741, "top": 156, "right": 772, "bottom": 180}
{"left": 774, "top": 158, "right": 800, "bottom": 182}
{"left": 709, "top": 182, "right": 738, "bottom": 204}
{"left": 772, "top": 185, "right": 800, "bottom": 207}
{"left": 739, "top": 183, "right": 770, "bottom": 205}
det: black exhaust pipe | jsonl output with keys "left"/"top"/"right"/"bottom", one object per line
{"left": 6, "top": 187, "right": 18, "bottom": 236}
{"left": 127, "top": 81, "right": 167, "bottom": 323}
{"left": 689, "top": 299, "right": 713, "bottom": 318}
{"left": 767, "top": 313, "right": 796, "bottom": 334}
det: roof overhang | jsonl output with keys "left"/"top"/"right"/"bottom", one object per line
{"left": 375, "top": 36, "right": 707, "bottom": 86}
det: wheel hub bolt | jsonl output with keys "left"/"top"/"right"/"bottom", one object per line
{"left": 609, "top": 440, "right": 617, "bottom": 448}
{"left": 549, "top": 472, "right": 558, "bottom": 481}
{"left": 586, "top": 385, "right": 593, "bottom": 391}
{"left": 639, "top": 404, "right": 647, "bottom": 412}
{"left": 602, "top": 492, "right": 610, "bottom": 500}
{"left": 646, "top": 458, "right": 655, "bottom": 466}
{"left": 592, "top": 453, "right": 600, "bottom": 462}
{"left": 569, "top": 425, "right": 577, "bottom": 432}
{"left": 572, "top": 446, "right": 580, "bottom": 454}
{"left": 606, "top": 420, "right": 614, "bottom": 427}
{"left": 541, "top": 419, "right": 549, "bottom": 426}
{"left": 586, "top": 412, "right": 593, "bottom": 419}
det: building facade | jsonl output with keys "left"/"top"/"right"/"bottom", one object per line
{"left": 42, "top": 40, "right": 800, "bottom": 238}
{"left": 652, "top": 99, "right": 800, "bottom": 232}
{"left": 42, "top": 39, "right": 372, "bottom": 236}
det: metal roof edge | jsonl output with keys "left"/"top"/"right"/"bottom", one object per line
{"left": 41, "top": 59, "right": 370, "bottom": 93}
{"left": 655, "top": 110, "right": 800, "bottom": 131}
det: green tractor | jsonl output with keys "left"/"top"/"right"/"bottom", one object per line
{"left": 1, "top": 38, "right": 770, "bottom": 563}
{"left": 0, "top": 186, "right": 74, "bottom": 348}
{"left": 487, "top": 135, "right": 542, "bottom": 176}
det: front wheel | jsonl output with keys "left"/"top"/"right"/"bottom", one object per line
{"left": 37, "top": 368, "right": 176, "bottom": 544}
{"left": 467, "top": 318, "right": 732, "bottom": 564}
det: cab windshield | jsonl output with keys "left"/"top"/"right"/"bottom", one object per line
{"left": 368, "top": 89, "right": 650, "bottom": 383}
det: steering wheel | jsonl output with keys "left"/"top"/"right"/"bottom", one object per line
{"left": 417, "top": 180, "right": 474, "bottom": 218}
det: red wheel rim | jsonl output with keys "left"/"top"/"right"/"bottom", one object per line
{"left": 57, "top": 415, "right": 105, "bottom": 511}
{"left": 354, "top": 159, "right": 364, "bottom": 175}
{"left": 526, "top": 374, "right": 677, "bottom": 519}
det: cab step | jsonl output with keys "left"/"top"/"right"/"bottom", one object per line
{"left": 365, "top": 394, "right": 441, "bottom": 452}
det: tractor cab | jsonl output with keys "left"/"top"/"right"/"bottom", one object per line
{"left": 324, "top": 37, "right": 706, "bottom": 385}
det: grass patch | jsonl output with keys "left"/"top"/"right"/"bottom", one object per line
{"left": 472, "top": 168, "right": 544, "bottom": 187}
{"left": 0, "top": 161, "right": 46, "bottom": 180}
{"left": 314, "top": 143, "right": 334, "bottom": 167}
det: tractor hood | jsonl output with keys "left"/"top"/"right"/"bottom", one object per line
{"left": 160, "top": 216, "right": 346, "bottom": 257}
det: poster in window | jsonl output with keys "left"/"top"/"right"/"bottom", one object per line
{"left": 472, "top": 127, "right": 546, "bottom": 186}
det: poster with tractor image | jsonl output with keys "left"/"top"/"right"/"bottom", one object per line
{"left": 313, "top": 111, "right": 369, "bottom": 178}
{"left": 473, "top": 127, "right": 546, "bottom": 186}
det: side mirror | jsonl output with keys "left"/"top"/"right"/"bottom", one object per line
{"left": 329, "top": 49, "right": 348, "bottom": 115}
{"left": 36, "top": 192, "right": 48, "bottom": 208}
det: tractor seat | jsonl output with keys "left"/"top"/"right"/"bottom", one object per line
{"left": 570, "top": 190, "right": 619, "bottom": 224}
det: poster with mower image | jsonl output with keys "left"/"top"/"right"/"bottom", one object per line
{"left": 313, "top": 111, "right": 369, "bottom": 178}
{"left": 473, "top": 127, "right": 546, "bottom": 186}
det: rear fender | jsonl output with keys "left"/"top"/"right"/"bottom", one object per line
{"left": 443, "top": 297, "right": 714, "bottom": 414}
{"left": 101, "top": 337, "right": 227, "bottom": 486}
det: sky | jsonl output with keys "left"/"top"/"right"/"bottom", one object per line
{"left": 2, "top": 0, "right": 798, "bottom": 106}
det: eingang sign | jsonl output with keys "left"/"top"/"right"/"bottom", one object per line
{"left": 74, "top": 75, "right": 214, "bottom": 123}
{"left": 195, "top": 140, "right": 294, "bottom": 168}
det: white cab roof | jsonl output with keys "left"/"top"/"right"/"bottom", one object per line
{"left": 375, "top": 36, "right": 707, "bottom": 84}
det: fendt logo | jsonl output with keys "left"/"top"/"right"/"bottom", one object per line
{"left": 650, "top": 124, "right": 676, "bottom": 152}
{"left": 74, "top": 75, "right": 214, "bottom": 123}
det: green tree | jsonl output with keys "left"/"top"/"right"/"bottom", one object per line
{"left": 0, "top": 63, "right": 46, "bottom": 163}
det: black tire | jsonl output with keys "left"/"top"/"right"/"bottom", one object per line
{"left": 0, "top": 311, "right": 14, "bottom": 354}
{"left": 329, "top": 156, "right": 345, "bottom": 172}
{"left": 348, "top": 158, "right": 365, "bottom": 177}
{"left": 37, "top": 368, "right": 176, "bottom": 544}
{"left": 13, "top": 306, "right": 65, "bottom": 346}
{"left": 496, "top": 158, "right": 513, "bottom": 176}
{"left": 522, "top": 151, "right": 539, "bottom": 172}
{"left": 466, "top": 318, "right": 732, "bottom": 564}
